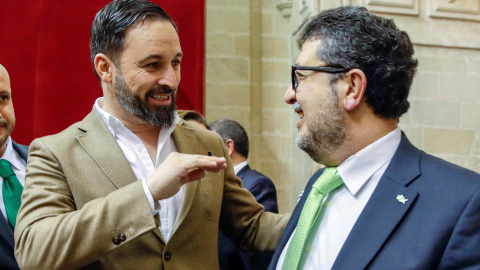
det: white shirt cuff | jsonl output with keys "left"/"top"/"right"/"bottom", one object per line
{"left": 141, "top": 178, "right": 160, "bottom": 216}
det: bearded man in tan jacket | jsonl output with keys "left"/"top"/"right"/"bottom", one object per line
{"left": 14, "top": 1, "right": 289, "bottom": 269}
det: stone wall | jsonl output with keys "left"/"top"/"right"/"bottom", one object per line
{"left": 205, "top": 0, "right": 480, "bottom": 213}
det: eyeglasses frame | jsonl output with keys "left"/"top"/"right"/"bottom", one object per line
{"left": 291, "top": 65, "right": 348, "bottom": 90}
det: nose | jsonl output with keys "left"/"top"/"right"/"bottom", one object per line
{"left": 159, "top": 65, "right": 178, "bottom": 89}
{"left": 284, "top": 84, "right": 296, "bottom": 104}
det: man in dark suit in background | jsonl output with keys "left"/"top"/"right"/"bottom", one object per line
{"left": 210, "top": 118, "right": 278, "bottom": 270}
{"left": 270, "top": 6, "right": 480, "bottom": 270}
{"left": 0, "top": 64, "right": 28, "bottom": 270}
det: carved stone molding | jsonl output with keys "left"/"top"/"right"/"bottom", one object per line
{"left": 276, "top": 0, "right": 293, "bottom": 21}
{"left": 430, "top": 0, "right": 480, "bottom": 21}
{"left": 360, "top": 0, "right": 419, "bottom": 15}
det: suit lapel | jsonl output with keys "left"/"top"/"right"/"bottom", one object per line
{"left": 76, "top": 109, "right": 167, "bottom": 243}
{"left": 332, "top": 134, "right": 421, "bottom": 270}
{"left": 171, "top": 122, "right": 200, "bottom": 236}
{"left": 236, "top": 164, "right": 250, "bottom": 178}
{"left": 269, "top": 168, "right": 325, "bottom": 270}
{"left": 75, "top": 110, "right": 137, "bottom": 189}
{"left": 0, "top": 214, "right": 14, "bottom": 248}
{"left": 12, "top": 141, "right": 28, "bottom": 160}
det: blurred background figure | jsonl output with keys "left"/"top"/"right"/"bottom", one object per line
{"left": 177, "top": 110, "right": 209, "bottom": 129}
{"left": 0, "top": 64, "right": 28, "bottom": 270}
{"left": 210, "top": 118, "right": 278, "bottom": 270}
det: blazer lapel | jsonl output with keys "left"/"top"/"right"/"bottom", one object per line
{"left": 171, "top": 122, "right": 200, "bottom": 236}
{"left": 75, "top": 110, "right": 137, "bottom": 189}
{"left": 75, "top": 109, "right": 167, "bottom": 244}
{"left": 268, "top": 168, "right": 325, "bottom": 270}
{"left": 0, "top": 214, "right": 14, "bottom": 248}
{"left": 12, "top": 141, "right": 28, "bottom": 160}
{"left": 236, "top": 164, "right": 250, "bottom": 178}
{"left": 332, "top": 134, "right": 421, "bottom": 270}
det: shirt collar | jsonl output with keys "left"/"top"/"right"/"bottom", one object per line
{"left": 337, "top": 128, "right": 401, "bottom": 196}
{"left": 94, "top": 97, "right": 180, "bottom": 138}
{"left": 234, "top": 161, "right": 248, "bottom": 175}
{"left": 1, "top": 137, "right": 22, "bottom": 170}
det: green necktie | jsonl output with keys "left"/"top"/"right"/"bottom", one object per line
{"left": 282, "top": 167, "right": 344, "bottom": 270}
{"left": 0, "top": 159, "right": 23, "bottom": 229}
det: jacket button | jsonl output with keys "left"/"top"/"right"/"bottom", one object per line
{"left": 112, "top": 237, "right": 121, "bottom": 245}
{"left": 119, "top": 233, "right": 126, "bottom": 242}
{"left": 164, "top": 251, "right": 172, "bottom": 261}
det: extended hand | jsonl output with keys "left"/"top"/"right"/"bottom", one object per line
{"left": 146, "top": 152, "right": 227, "bottom": 200}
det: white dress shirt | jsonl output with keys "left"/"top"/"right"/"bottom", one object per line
{"left": 0, "top": 137, "right": 27, "bottom": 220}
{"left": 277, "top": 128, "right": 401, "bottom": 270}
{"left": 233, "top": 160, "right": 248, "bottom": 175}
{"left": 95, "top": 98, "right": 181, "bottom": 242}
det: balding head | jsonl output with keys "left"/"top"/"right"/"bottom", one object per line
{"left": 0, "top": 64, "right": 15, "bottom": 155}
{"left": 0, "top": 64, "right": 9, "bottom": 83}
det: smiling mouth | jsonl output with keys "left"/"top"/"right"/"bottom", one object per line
{"left": 150, "top": 93, "right": 171, "bottom": 101}
{"left": 294, "top": 102, "right": 304, "bottom": 120}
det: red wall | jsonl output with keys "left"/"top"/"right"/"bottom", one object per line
{"left": 0, "top": 0, "right": 205, "bottom": 145}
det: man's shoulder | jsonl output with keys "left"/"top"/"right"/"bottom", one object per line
{"left": 176, "top": 120, "right": 224, "bottom": 145}
{"left": 241, "top": 167, "right": 275, "bottom": 188}
{"left": 392, "top": 133, "right": 480, "bottom": 187}
{"left": 419, "top": 152, "right": 480, "bottom": 185}
{"left": 243, "top": 167, "right": 271, "bottom": 181}
{"left": 32, "top": 111, "right": 100, "bottom": 149}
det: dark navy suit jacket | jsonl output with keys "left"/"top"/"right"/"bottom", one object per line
{"left": 269, "top": 134, "right": 480, "bottom": 270}
{"left": 0, "top": 141, "right": 28, "bottom": 270}
{"left": 219, "top": 164, "right": 278, "bottom": 270}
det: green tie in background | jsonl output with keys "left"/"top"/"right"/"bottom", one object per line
{"left": 0, "top": 159, "right": 23, "bottom": 229}
{"left": 282, "top": 167, "right": 344, "bottom": 270}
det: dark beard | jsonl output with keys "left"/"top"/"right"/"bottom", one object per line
{"left": 114, "top": 72, "right": 176, "bottom": 128}
{"left": 295, "top": 87, "right": 346, "bottom": 164}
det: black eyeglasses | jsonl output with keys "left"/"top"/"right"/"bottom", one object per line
{"left": 291, "top": 65, "right": 348, "bottom": 90}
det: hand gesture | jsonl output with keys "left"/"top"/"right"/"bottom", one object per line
{"left": 146, "top": 152, "right": 227, "bottom": 200}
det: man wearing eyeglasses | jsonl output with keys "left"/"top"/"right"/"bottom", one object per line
{"left": 269, "top": 6, "right": 480, "bottom": 270}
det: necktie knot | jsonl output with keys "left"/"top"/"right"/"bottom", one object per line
{"left": 282, "top": 166, "right": 344, "bottom": 270}
{"left": 0, "top": 159, "right": 15, "bottom": 178}
{"left": 312, "top": 167, "right": 343, "bottom": 196}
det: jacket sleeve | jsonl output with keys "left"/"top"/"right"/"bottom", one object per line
{"left": 438, "top": 185, "right": 480, "bottom": 269}
{"left": 217, "top": 137, "right": 290, "bottom": 254}
{"left": 14, "top": 138, "right": 157, "bottom": 270}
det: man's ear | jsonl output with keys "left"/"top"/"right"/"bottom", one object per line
{"left": 225, "top": 139, "right": 235, "bottom": 156}
{"left": 94, "top": 53, "right": 115, "bottom": 83}
{"left": 343, "top": 68, "right": 367, "bottom": 111}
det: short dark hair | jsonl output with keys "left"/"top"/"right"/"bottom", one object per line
{"left": 90, "top": 0, "right": 177, "bottom": 79}
{"left": 301, "top": 6, "right": 418, "bottom": 119}
{"left": 209, "top": 119, "right": 249, "bottom": 158}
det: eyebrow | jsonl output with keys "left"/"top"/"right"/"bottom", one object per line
{"left": 138, "top": 52, "right": 184, "bottom": 64}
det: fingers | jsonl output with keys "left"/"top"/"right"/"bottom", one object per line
{"left": 186, "top": 154, "right": 227, "bottom": 172}
{"left": 147, "top": 153, "right": 227, "bottom": 201}
{"left": 184, "top": 168, "right": 205, "bottom": 184}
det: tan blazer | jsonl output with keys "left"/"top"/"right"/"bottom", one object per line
{"left": 14, "top": 108, "right": 289, "bottom": 270}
